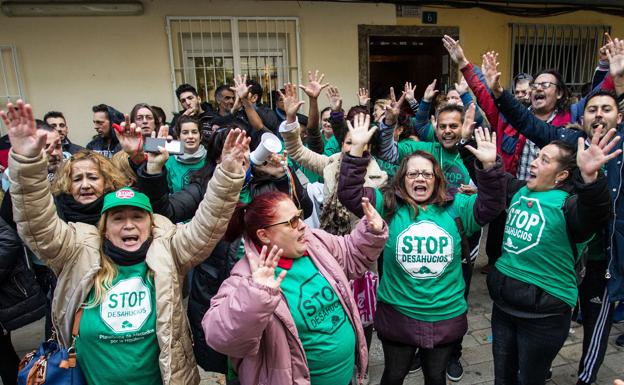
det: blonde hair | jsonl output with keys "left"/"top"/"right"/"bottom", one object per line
{"left": 51, "top": 150, "right": 127, "bottom": 196}
{"left": 111, "top": 151, "right": 137, "bottom": 187}
{"left": 374, "top": 99, "right": 390, "bottom": 111}
{"left": 85, "top": 210, "right": 155, "bottom": 308}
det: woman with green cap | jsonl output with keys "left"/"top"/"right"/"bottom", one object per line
{"left": 1, "top": 100, "right": 250, "bottom": 385}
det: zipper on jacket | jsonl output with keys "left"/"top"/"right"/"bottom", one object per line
{"left": 13, "top": 275, "right": 27, "bottom": 297}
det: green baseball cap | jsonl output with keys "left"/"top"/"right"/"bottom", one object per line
{"left": 101, "top": 188, "right": 152, "bottom": 214}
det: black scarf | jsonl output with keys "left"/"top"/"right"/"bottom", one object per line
{"left": 55, "top": 194, "right": 104, "bottom": 226}
{"left": 103, "top": 238, "right": 152, "bottom": 266}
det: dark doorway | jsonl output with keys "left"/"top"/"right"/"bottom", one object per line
{"left": 358, "top": 25, "right": 459, "bottom": 104}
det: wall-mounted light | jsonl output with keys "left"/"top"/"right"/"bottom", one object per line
{"left": 1, "top": 1, "right": 144, "bottom": 17}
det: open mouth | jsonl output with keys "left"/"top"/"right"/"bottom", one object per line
{"left": 80, "top": 192, "right": 95, "bottom": 199}
{"left": 414, "top": 185, "right": 428, "bottom": 193}
{"left": 121, "top": 235, "right": 140, "bottom": 247}
{"left": 533, "top": 94, "right": 546, "bottom": 101}
{"left": 528, "top": 171, "right": 537, "bottom": 180}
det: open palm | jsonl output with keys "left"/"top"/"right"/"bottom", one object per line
{"left": 249, "top": 245, "right": 287, "bottom": 289}
{"left": 0, "top": 100, "right": 45, "bottom": 157}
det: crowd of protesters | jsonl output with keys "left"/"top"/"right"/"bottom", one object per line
{"left": 0, "top": 33, "right": 624, "bottom": 385}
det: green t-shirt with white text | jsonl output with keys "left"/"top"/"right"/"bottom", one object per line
{"left": 76, "top": 262, "right": 162, "bottom": 385}
{"left": 275, "top": 256, "right": 355, "bottom": 385}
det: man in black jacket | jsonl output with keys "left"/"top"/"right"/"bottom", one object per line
{"left": 86, "top": 103, "right": 123, "bottom": 158}
{"left": 170, "top": 83, "right": 216, "bottom": 137}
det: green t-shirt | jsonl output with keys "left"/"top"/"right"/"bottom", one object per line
{"left": 376, "top": 193, "right": 480, "bottom": 322}
{"left": 165, "top": 156, "right": 206, "bottom": 193}
{"left": 323, "top": 136, "right": 341, "bottom": 156}
{"left": 76, "top": 262, "right": 162, "bottom": 385}
{"left": 275, "top": 256, "right": 355, "bottom": 385}
{"left": 396, "top": 140, "right": 470, "bottom": 192}
{"left": 496, "top": 187, "right": 583, "bottom": 308}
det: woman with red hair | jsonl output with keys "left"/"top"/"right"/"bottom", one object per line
{"left": 203, "top": 191, "right": 388, "bottom": 385}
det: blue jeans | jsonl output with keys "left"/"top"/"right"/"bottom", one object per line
{"left": 491, "top": 304, "right": 571, "bottom": 385}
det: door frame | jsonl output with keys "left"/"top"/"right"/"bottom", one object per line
{"left": 358, "top": 25, "right": 460, "bottom": 91}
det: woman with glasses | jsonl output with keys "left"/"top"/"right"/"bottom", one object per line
{"left": 338, "top": 115, "right": 506, "bottom": 385}
{"left": 204, "top": 190, "right": 388, "bottom": 385}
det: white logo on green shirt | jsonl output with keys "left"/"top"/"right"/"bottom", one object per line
{"left": 503, "top": 197, "right": 545, "bottom": 254}
{"left": 101, "top": 277, "right": 152, "bottom": 333}
{"left": 396, "top": 221, "right": 454, "bottom": 279}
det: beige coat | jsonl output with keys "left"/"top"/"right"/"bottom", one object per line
{"left": 282, "top": 127, "right": 387, "bottom": 198}
{"left": 8, "top": 150, "right": 244, "bottom": 385}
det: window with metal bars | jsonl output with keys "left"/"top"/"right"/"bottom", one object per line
{"left": 509, "top": 24, "right": 611, "bottom": 95}
{"left": 0, "top": 45, "right": 25, "bottom": 134}
{"left": 166, "top": 17, "right": 301, "bottom": 110}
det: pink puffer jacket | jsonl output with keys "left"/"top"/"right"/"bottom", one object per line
{"left": 203, "top": 217, "right": 388, "bottom": 385}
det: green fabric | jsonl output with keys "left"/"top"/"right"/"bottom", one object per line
{"left": 76, "top": 262, "right": 161, "bottom": 385}
{"left": 376, "top": 192, "right": 480, "bottom": 321}
{"left": 165, "top": 156, "right": 206, "bottom": 193}
{"left": 496, "top": 187, "right": 582, "bottom": 307}
{"left": 375, "top": 157, "right": 398, "bottom": 179}
{"left": 275, "top": 256, "right": 355, "bottom": 385}
{"left": 239, "top": 185, "right": 252, "bottom": 204}
{"left": 411, "top": 120, "right": 435, "bottom": 142}
{"left": 323, "top": 136, "right": 341, "bottom": 156}
{"left": 396, "top": 141, "right": 470, "bottom": 191}
{"left": 102, "top": 188, "right": 152, "bottom": 214}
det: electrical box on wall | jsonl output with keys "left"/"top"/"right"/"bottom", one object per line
{"left": 422, "top": 11, "right": 437, "bottom": 24}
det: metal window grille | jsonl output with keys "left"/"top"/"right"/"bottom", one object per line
{"left": 166, "top": 17, "right": 301, "bottom": 110}
{"left": 510, "top": 24, "right": 611, "bottom": 95}
{"left": 0, "top": 45, "right": 25, "bottom": 134}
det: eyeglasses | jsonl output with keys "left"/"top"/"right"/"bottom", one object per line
{"left": 406, "top": 170, "right": 435, "bottom": 180}
{"left": 530, "top": 82, "right": 558, "bottom": 90}
{"left": 264, "top": 210, "right": 304, "bottom": 229}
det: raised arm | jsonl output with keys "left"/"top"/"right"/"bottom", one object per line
{"left": 377, "top": 86, "right": 405, "bottom": 163}
{"left": 279, "top": 83, "right": 329, "bottom": 175}
{"left": 411, "top": 79, "right": 438, "bottom": 140}
{"left": 483, "top": 52, "right": 583, "bottom": 147}
{"left": 312, "top": 203, "right": 388, "bottom": 280}
{"left": 299, "top": 70, "right": 329, "bottom": 154}
{"left": 232, "top": 74, "right": 265, "bottom": 131}
{"left": 337, "top": 114, "right": 379, "bottom": 217}
{"left": 171, "top": 129, "right": 247, "bottom": 273}
{"left": 2, "top": 101, "right": 79, "bottom": 274}
{"left": 204, "top": 246, "right": 284, "bottom": 358}
{"left": 566, "top": 127, "right": 621, "bottom": 242}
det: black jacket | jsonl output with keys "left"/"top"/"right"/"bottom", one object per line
{"left": 0, "top": 216, "right": 46, "bottom": 332}
{"left": 85, "top": 105, "right": 124, "bottom": 158}
{"left": 61, "top": 138, "right": 84, "bottom": 155}
{"left": 169, "top": 102, "right": 217, "bottom": 138}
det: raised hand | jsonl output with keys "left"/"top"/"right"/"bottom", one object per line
{"left": 607, "top": 38, "right": 624, "bottom": 78}
{"left": 361, "top": 197, "right": 384, "bottom": 233}
{"left": 577, "top": 125, "right": 622, "bottom": 183}
{"left": 599, "top": 33, "right": 614, "bottom": 62}
{"left": 117, "top": 114, "right": 144, "bottom": 160}
{"left": 231, "top": 74, "right": 251, "bottom": 101}
{"left": 482, "top": 51, "right": 503, "bottom": 97}
{"left": 357, "top": 88, "right": 370, "bottom": 106}
{"left": 455, "top": 77, "right": 469, "bottom": 95}
{"left": 423, "top": 79, "right": 439, "bottom": 103}
{"left": 465, "top": 127, "right": 497, "bottom": 169}
{"left": 220, "top": 128, "right": 251, "bottom": 174}
{"left": 384, "top": 87, "right": 406, "bottom": 126}
{"left": 442, "top": 35, "right": 469, "bottom": 68}
{"left": 404, "top": 82, "right": 417, "bottom": 102}
{"left": 145, "top": 125, "right": 172, "bottom": 175}
{"left": 299, "top": 70, "right": 329, "bottom": 100}
{"left": 0, "top": 100, "right": 44, "bottom": 157}
{"left": 278, "top": 83, "right": 305, "bottom": 123}
{"left": 248, "top": 245, "right": 287, "bottom": 289}
{"left": 326, "top": 86, "right": 342, "bottom": 112}
{"left": 461, "top": 103, "right": 476, "bottom": 139}
{"left": 347, "top": 113, "right": 375, "bottom": 157}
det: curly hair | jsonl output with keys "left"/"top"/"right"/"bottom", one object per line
{"left": 51, "top": 150, "right": 128, "bottom": 196}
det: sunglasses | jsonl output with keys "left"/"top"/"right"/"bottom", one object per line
{"left": 264, "top": 210, "right": 304, "bottom": 229}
